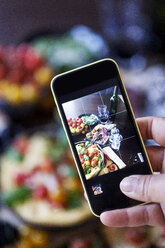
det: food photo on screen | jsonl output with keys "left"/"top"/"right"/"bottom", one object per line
{"left": 62, "top": 85, "right": 145, "bottom": 181}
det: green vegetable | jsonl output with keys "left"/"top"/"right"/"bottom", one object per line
{"left": 78, "top": 144, "right": 82, "bottom": 147}
{"left": 60, "top": 165, "right": 77, "bottom": 178}
{"left": 33, "top": 35, "right": 94, "bottom": 74}
{"left": 67, "top": 190, "right": 82, "bottom": 209}
{"left": 49, "top": 139, "right": 68, "bottom": 162}
{"left": 86, "top": 133, "right": 92, "bottom": 139}
{"left": 98, "top": 154, "right": 101, "bottom": 159}
{"left": 84, "top": 155, "right": 89, "bottom": 161}
{"left": 80, "top": 147, "right": 86, "bottom": 155}
{"left": 6, "top": 148, "right": 24, "bottom": 162}
{"left": 1, "top": 187, "right": 32, "bottom": 207}
{"left": 48, "top": 129, "right": 69, "bottom": 162}
{"left": 85, "top": 166, "right": 91, "bottom": 174}
{"left": 81, "top": 114, "right": 98, "bottom": 125}
{"left": 67, "top": 167, "right": 77, "bottom": 177}
{"left": 85, "top": 141, "right": 90, "bottom": 147}
{"left": 98, "top": 160, "right": 102, "bottom": 168}
{"left": 56, "top": 129, "right": 68, "bottom": 148}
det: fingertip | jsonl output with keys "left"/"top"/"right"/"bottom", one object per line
{"left": 100, "top": 210, "right": 121, "bottom": 227}
{"left": 100, "top": 209, "right": 129, "bottom": 227}
{"left": 100, "top": 211, "right": 106, "bottom": 222}
{"left": 100, "top": 211, "right": 109, "bottom": 226}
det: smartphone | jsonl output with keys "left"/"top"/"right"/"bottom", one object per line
{"left": 51, "top": 59, "right": 153, "bottom": 217}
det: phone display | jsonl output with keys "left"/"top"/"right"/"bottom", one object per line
{"left": 51, "top": 59, "right": 152, "bottom": 216}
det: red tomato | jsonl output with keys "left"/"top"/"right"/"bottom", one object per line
{"left": 16, "top": 43, "right": 31, "bottom": 56}
{"left": 33, "top": 185, "right": 48, "bottom": 199}
{"left": 16, "top": 44, "right": 31, "bottom": 65}
{"left": 24, "top": 48, "right": 43, "bottom": 72}
{"left": 67, "top": 118, "right": 72, "bottom": 122}
{"left": 81, "top": 158, "right": 85, "bottom": 164}
{"left": 8, "top": 69, "right": 25, "bottom": 83}
{"left": 109, "top": 164, "right": 117, "bottom": 172}
{"left": 14, "top": 172, "right": 27, "bottom": 185}
{"left": 0, "top": 64, "right": 7, "bottom": 79}
{"left": 72, "top": 123, "right": 76, "bottom": 128}
{"left": 91, "top": 150, "right": 97, "bottom": 156}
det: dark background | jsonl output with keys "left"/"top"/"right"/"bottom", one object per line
{"left": 0, "top": 0, "right": 100, "bottom": 44}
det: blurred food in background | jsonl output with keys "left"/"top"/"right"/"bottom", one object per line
{"left": 2, "top": 220, "right": 165, "bottom": 248}
{"left": 0, "top": 44, "right": 53, "bottom": 121}
{"left": 0, "top": 128, "right": 91, "bottom": 227}
{"left": 0, "top": 44, "right": 53, "bottom": 105}
{"left": 0, "top": 26, "right": 109, "bottom": 121}
{"left": 32, "top": 25, "right": 109, "bottom": 73}
{"left": 122, "top": 64, "right": 165, "bottom": 117}
{"left": 0, "top": 221, "right": 109, "bottom": 248}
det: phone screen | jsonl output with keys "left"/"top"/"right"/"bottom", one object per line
{"left": 52, "top": 60, "right": 152, "bottom": 215}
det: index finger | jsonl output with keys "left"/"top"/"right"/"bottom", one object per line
{"left": 136, "top": 116, "right": 165, "bottom": 146}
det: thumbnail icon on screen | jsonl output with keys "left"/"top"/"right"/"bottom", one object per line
{"left": 92, "top": 184, "right": 103, "bottom": 195}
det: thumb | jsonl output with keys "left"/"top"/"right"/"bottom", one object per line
{"left": 120, "top": 174, "right": 165, "bottom": 204}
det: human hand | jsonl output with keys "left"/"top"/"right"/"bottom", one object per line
{"left": 100, "top": 116, "right": 165, "bottom": 227}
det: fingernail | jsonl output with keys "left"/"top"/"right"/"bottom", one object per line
{"left": 120, "top": 176, "right": 139, "bottom": 192}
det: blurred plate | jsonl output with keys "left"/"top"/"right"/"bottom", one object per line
{"left": 0, "top": 125, "right": 92, "bottom": 229}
